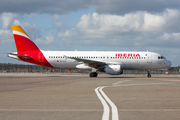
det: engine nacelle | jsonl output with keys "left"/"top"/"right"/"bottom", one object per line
{"left": 104, "top": 65, "right": 123, "bottom": 75}
{"left": 76, "top": 64, "right": 91, "bottom": 70}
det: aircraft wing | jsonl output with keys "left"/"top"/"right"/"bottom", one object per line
{"left": 64, "top": 55, "right": 118, "bottom": 68}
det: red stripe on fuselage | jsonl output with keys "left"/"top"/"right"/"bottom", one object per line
{"left": 13, "top": 34, "right": 53, "bottom": 68}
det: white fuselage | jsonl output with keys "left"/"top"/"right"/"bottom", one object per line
{"left": 42, "top": 51, "right": 171, "bottom": 70}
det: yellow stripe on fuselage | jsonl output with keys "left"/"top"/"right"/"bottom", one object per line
{"left": 11, "top": 25, "right": 29, "bottom": 37}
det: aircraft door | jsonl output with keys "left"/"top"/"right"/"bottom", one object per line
{"left": 38, "top": 52, "right": 44, "bottom": 62}
{"left": 147, "top": 53, "right": 152, "bottom": 63}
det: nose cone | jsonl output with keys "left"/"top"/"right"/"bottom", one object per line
{"left": 166, "top": 60, "right": 172, "bottom": 67}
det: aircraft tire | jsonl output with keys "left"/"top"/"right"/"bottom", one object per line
{"left": 89, "top": 72, "right": 98, "bottom": 77}
{"left": 90, "top": 72, "right": 94, "bottom": 77}
{"left": 94, "top": 72, "right": 98, "bottom": 77}
{"left": 147, "top": 74, "right": 151, "bottom": 78}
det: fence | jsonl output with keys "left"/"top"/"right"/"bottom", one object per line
{"left": 0, "top": 63, "right": 180, "bottom": 74}
{"left": 0, "top": 63, "right": 89, "bottom": 74}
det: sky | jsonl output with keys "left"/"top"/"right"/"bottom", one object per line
{"left": 0, "top": 0, "right": 180, "bottom": 66}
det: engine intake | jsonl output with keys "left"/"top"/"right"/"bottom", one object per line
{"left": 104, "top": 65, "right": 123, "bottom": 75}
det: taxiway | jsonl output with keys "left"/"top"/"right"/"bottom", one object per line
{"left": 0, "top": 74, "right": 180, "bottom": 120}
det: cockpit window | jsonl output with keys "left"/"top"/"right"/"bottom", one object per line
{"left": 158, "top": 56, "right": 166, "bottom": 59}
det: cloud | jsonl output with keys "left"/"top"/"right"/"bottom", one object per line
{"left": 76, "top": 9, "right": 180, "bottom": 34}
{"left": 93, "top": 0, "right": 180, "bottom": 15}
{"left": 0, "top": 0, "right": 180, "bottom": 15}
{"left": 0, "top": 13, "right": 51, "bottom": 46}
{"left": 13, "top": 20, "right": 39, "bottom": 40}
{"left": 35, "top": 33, "right": 54, "bottom": 45}
{"left": 57, "top": 9, "right": 180, "bottom": 49}
{"left": 0, "top": 13, "right": 19, "bottom": 45}
{"left": 0, "top": 0, "right": 92, "bottom": 14}
{"left": 53, "top": 21, "right": 62, "bottom": 28}
{"left": 1, "top": 12, "right": 19, "bottom": 29}
{"left": 0, "top": 29, "right": 13, "bottom": 45}
{"left": 11, "top": 19, "right": 55, "bottom": 46}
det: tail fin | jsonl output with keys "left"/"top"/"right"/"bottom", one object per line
{"left": 11, "top": 25, "right": 39, "bottom": 53}
{"left": 10, "top": 25, "right": 53, "bottom": 68}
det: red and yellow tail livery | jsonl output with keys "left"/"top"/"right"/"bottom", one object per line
{"left": 9, "top": 25, "right": 53, "bottom": 67}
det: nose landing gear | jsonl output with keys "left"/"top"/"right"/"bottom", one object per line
{"left": 147, "top": 71, "right": 151, "bottom": 78}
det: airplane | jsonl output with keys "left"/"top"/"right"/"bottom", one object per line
{"left": 7, "top": 25, "right": 172, "bottom": 78}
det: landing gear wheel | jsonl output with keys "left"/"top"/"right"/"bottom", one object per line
{"left": 90, "top": 72, "right": 94, "bottom": 77}
{"left": 94, "top": 72, "right": 98, "bottom": 77}
{"left": 147, "top": 74, "right": 151, "bottom": 78}
{"left": 89, "top": 72, "right": 98, "bottom": 78}
{"left": 147, "top": 70, "right": 151, "bottom": 78}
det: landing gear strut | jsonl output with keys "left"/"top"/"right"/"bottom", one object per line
{"left": 147, "top": 71, "right": 151, "bottom": 78}
{"left": 89, "top": 72, "right": 98, "bottom": 78}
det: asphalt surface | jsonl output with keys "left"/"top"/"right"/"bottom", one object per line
{"left": 0, "top": 73, "right": 180, "bottom": 120}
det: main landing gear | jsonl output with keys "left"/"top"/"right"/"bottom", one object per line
{"left": 89, "top": 72, "right": 98, "bottom": 77}
{"left": 147, "top": 71, "right": 151, "bottom": 78}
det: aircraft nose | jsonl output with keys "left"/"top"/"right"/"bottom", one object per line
{"left": 166, "top": 60, "right": 172, "bottom": 67}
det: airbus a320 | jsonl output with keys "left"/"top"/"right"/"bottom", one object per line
{"left": 8, "top": 25, "right": 172, "bottom": 77}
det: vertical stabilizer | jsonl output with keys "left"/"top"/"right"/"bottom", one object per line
{"left": 10, "top": 25, "right": 53, "bottom": 68}
{"left": 11, "top": 25, "right": 39, "bottom": 53}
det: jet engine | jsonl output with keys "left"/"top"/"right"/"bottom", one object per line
{"left": 104, "top": 65, "right": 123, "bottom": 75}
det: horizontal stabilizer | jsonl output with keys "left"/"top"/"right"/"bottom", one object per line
{"left": 7, "top": 53, "right": 31, "bottom": 60}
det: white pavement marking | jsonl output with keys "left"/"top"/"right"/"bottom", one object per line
{"left": 118, "top": 109, "right": 180, "bottom": 112}
{"left": 99, "top": 87, "right": 119, "bottom": 120}
{"left": 0, "top": 109, "right": 102, "bottom": 112}
{"left": 95, "top": 86, "right": 119, "bottom": 120}
{"left": 95, "top": 80, "right": 172, "bottom": 120}
{"left": 112, "top": 83, "right": 171, "bottom": 87}
{"left": 95, "top": 87, "right": 110, "bottom": 120}
{"left": 1, "top": 109, "right": 180, "bottom": 112}
{"left": 95, "top": 80, "right": 133, "bottom": 120}
{"left": 112, "top": 80, "right": 132, "bottom": 86}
